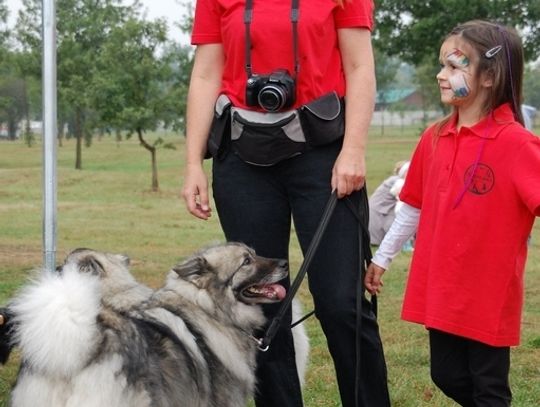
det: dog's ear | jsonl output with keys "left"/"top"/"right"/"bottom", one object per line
{"left": 114, "top": 254, "right": 130, "bottom": 267}
{"left": 79, "top": 256, "right": 105, "bottom": 276}
{"left": 172, "top": 256, "right": 208, "bottom": 281}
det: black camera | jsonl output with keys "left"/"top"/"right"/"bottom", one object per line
{"left": 245, "top": 69, "right": 296, "bottom": 112}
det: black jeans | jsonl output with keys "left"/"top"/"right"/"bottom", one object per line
{"left": 212, "top": 140, "right": 390, "bottom": 407}
{"left": 429, "top": 329, "right": 512, "bottom": 407}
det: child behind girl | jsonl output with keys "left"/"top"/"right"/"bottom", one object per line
{"left": 365, "top": 20, "right": 540, "bottom": 406}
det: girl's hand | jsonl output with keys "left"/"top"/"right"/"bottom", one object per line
{"left": 182, "top": 164, "right": 212, "bottom": 220}
{"left": 365, "top": 262, "right": 386, "bottom": 295}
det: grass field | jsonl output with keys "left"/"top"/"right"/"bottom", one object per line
{"left": 0, "top": 127, "right": 539, "bottom": 406}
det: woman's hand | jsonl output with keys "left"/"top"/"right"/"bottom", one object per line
{"left": 332, "top": 146, "right": 366, "bottom": 198}
{"left": 182, "top": 163, "right": 211, "bottom": 220}
{"left": 365, "top": 262, "right": 386, "bottom": 295}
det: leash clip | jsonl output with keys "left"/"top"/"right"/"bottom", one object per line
{"left": 251, "top": 335, "right": 269, "bottom": 352}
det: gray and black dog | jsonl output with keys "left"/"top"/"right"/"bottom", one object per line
{"left": 1, "top": 243, "right": 308, "bottom": 407}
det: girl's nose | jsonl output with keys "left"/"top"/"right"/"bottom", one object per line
{"left": 436, "top": 68, "right": 445, "bottom": 81}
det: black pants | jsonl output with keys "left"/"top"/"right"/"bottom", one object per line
{"left": 212, "top": 140, "right": 390, "bottom": 407}
{"left": 429, "top": 329, "right": 512, "bottom": 407}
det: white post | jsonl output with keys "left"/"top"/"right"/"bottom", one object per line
{"left": 42, "top": 0, "right": 57, "bottom": 272}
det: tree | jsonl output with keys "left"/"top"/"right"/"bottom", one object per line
{"left": 92, "top": 18, "right": 188, "bottom": 191}
{"left": 374, "top": 47, "right": 401, "bottom": 135}
{"left": 0, "top": 0, "right": 7, "bottom": 48}
{"left": 17, "top": 0, "right": 141, "bottom": 168}
{"left": 374, "top": 0, "right": 540, "bottom": 64}
{"left": 523, "top": 62, "right": 540, "bottom": 108}
{"left": 0, "top": 73, "right": 27, "bottom": 140}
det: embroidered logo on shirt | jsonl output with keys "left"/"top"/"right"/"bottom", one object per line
{"left": 464, "top": 163, "right": 495, "bottom": 194}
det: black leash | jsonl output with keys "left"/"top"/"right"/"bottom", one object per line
{"left": 257, "top": 188, "right": 376, "bottom": 342}
{"left": 255, "top": 187, "right": 376, "bottom": 407}
{"left": 256, "top": 191, "right": 338, "bottom": 351}
{"left": 345, "top": 187, "right": 376, "bottom": 407}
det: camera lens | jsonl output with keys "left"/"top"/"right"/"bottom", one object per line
{"left": 258, "top": 85, "right": 286, "bottom": 112}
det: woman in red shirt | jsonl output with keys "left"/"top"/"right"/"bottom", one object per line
{"left": 182, "top": 1, "right": 390, "bottom": 406}
{"left": 366, "top": 20, "right": 540, "bottom": 406}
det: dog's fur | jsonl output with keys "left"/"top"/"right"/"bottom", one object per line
{"left": 4, "top": 243, "right": 309, "bottom": 407}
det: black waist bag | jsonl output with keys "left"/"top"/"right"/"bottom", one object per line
{"left": 205, "top": 94, "right": 232, "bottom": 160}
{"left": 231, "top": 108, "right": 306, "bottom": 166}
{"left": 206, "top": 92, "right": 344, "bottom": 166}
{"left": 299, "top": 91, "right": 344, "bottom": 147}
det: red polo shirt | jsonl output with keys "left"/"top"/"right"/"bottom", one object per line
{"left": 400, "top": 103, "right": 540, "bottom": 346}
{"left": 191, "top": 0, "right": 374, "bottom": 108}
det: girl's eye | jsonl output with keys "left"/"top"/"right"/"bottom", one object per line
{"left": 242, "top": 257, "right": 252, "bottom": 266}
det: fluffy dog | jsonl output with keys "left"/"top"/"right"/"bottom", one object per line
{"left": 2, "top": 243, "right": 308, "bottom": 407}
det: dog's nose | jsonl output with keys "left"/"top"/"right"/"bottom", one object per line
{"left": 278, "top": 260, "right": 288, "bottom": 269}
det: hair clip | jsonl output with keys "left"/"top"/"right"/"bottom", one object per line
{"left": 485, "top": 45, "right": 502, "bottom": 59}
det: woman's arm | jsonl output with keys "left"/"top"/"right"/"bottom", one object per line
{"left": 334, "top": 28, "right": 376, "bottom": 198}
{"left": 182, "top": 44, "right": 225, "bottom": 220}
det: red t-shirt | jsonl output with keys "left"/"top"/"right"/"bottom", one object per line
{"left": 191, "top": 0, "right": 374, "bottom": 108}
{"left": 400, "top": 103, "right": 540, "bottom": 346}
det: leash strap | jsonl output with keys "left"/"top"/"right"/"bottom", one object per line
{"left": 257, "top": 188, "right": 376, "bottom": 407}
{"left": 258, "top": 191, "right": 338, "bottom": 350}
{"left": 345, "top": 187, "right": 376, "bottom": 407}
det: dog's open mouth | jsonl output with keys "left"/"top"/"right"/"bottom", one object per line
{"left": 242, "top": 283, "right": 286, "bottom": 303}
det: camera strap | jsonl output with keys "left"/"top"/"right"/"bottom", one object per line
{"left": 244, "top": 0, "right": 300, "bottom": 79}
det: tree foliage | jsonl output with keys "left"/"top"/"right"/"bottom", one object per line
{"left": 92, "top": 17, "right": 189, "bottom": 190}
{"left": 0, "top": 0, "right": 7, "bottom": 47}
{"left": 16, "top": 0, "right": 142, "bottom": 168}
{"left": 1, "top": 0, "right": 195, "bottom": 190}
{"left": 374, "top": 0, "right": 540, "bottom": 64}
{"left": 524, "top": 62, "right": 540, "bottom": 108}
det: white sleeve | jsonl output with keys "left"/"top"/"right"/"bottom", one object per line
{"left": 371, "top": 202, "right": 420, "bottom": 270}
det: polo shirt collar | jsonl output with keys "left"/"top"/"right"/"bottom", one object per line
{"left": 440, "top": 103, "right": 515, "bottom": 139}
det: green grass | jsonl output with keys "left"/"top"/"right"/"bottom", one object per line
{"left": 0, "top": 128, "right": 538, "bottom": 406}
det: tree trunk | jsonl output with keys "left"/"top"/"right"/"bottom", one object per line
{"left": 7, "top": 119, "right": 18, "bottom": 140}
{"left": 137, "top": 128, "right": 158, "bottom": 191}
{"left": 22, "top": 78, "right": 31, "bottom": 136}
{"left": 380, "top": 104, "right": 386, "bottom": 136}
{"left": 75, "top": 109, "right": 83, "bottom": 170}
{"left": 58, "top": 121, "right": 64, "bottom": 147}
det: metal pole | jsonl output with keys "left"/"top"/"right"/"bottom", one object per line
{"left": 42, "top": 0, "right": 57, "bottom": 272}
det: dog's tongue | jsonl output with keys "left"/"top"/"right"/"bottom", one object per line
{"left": 263, "top": 284, "right": 286, "bottom": 300}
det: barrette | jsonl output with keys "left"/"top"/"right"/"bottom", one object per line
{"left": 485, "top": 45, "right": 502, "bottom": 59}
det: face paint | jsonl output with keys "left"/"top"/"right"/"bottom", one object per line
{"left": 448, "top": 72, "right": 470, "bottom": 98}
{"left": 447, "top": 48, "right": 470, "bottom": 68}
{"left": 445, "top": 48, "right": 471, "bottom": 98}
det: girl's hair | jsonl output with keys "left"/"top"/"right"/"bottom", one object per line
{"left": 435, "top": 20, "right": 525, "bottom": 133}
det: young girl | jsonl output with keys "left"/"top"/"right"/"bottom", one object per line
{"left": 365, "top": 20, "right": 540, "bottom": 406}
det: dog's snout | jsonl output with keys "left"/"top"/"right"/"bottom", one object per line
{"left": 278, "top": 259, "right": 288, "bottom": 269}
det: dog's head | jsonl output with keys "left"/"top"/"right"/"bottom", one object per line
{"left": 60, "top": 248, "right": 131, "bottom": 275}
{"left": 171, "top": 242, "right": 288, "bottom": 305}
{"left": 59, "top": 248, "right": 152, "bottom": 309}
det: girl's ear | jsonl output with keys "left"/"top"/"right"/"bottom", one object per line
{"left": 481, "top": 70, "right": 494, "bottom": 88}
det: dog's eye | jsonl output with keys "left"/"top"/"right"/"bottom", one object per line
{"left": 242, "top": 257, "right": 252, "bottom": 266}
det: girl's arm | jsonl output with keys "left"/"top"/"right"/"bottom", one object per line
{"left": 365, "top": 203, "right": 420, "bottom": 294}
